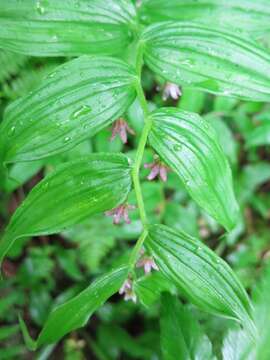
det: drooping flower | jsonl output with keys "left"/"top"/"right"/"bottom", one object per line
{"left": 162, "top": 82, "right": 182, "bottom": 101}
{"left": 105, "top": 203, "right": 136, "bottom": 225}
{"left": 119, "top": 278, "right": 137, "bottom": 303}
{"left": 136, "top": 255, "right": 159, "bottom": 274}
{"left": 110, "top": 118, "right": 135, "bottom": 144}
{"left": 144, "top": 156, "right": 169, "bottom": 182}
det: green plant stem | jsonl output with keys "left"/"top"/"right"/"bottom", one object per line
{"left": 131, "top": 112, "right": 151, "bottom": 227}
{"left": 130, "top": 41, "right": 152, "bottom": 268}
{"left": 129, "top": 229, "right": 148, "bottom": 269}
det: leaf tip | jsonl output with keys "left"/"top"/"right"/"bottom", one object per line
{"left": 18, "top": 314, "right": 37, "bottom": 351}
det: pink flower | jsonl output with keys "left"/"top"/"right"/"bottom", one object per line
{"left": 110, "top": 118, "right": 135, "bottom": 144}
{"left": 105, "top": 204, "right": 136, "bottom": 225}
{"left": 162, "top": 82, "right": 182, "bottom": 101}
{"left": 136, "top": 256, "right": 159, "bottom": 274}
{"left": 119, "top": 278, "right": 137, "bottom": 303}
{"left": 144, "top": 156, "right": 169, "bottom": 182}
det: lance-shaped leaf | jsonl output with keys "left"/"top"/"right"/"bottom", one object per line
{"left": 146, "top": 224, "right": 255, "bottom": 336}
{"left": 20, "top": 266, "right": 128, "bottom": 349}
{"left": 0, "top": 56, "right": 137, "bottom": 163}
{"left": 0, "top": 153, "right": 132, "bottom": 265}
{"left": 160, "top": 294, "right": 213, "bottom": 360}
{"left": 141, "top": 21, "right": 270, "bottom": 101}
{"left": 139, "top": 0, "right": 270, "bottom": 36}
{"left": 148, "top": 108, "right": 239, "bottom": 231}
{"left": 0, "top": 0, "right": 136, "bottom": 56}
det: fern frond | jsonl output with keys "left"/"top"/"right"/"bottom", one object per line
{"left": 2, "top": 62, "right": 60, "bottom": 100}
{"left": 0, "top": 49, "right": 28, "bottom": 83}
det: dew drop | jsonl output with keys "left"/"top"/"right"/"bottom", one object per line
{"left": 173, "top": 144, "right": 182, "bottom": 151}
{"left": 181, "top": 59, "right": 195, "bottom": 68}
{"left": 223, "top": 89, "right": 231, "bottom": 96}
{"left": 215, "top": 258, "right": 221, "bottom": 268}
{"left": 8, "top": 126, "right": 16, "bottom": 137}
{"left": 42, "top": 182, "right": 49, "bottom": 190}
{"left": 71, "top": 105, "right": 92, "bottom": 120}
{"left": 203, "top": 121, "right": 209, "bottom": 129}
{"left": 64, "top": 136, "right": 71, "bottom": 143}
{"left": 51, "top": 35, "right": 58, "bottom": 42}
{"left": 36, "top": 1, "right": 45, "bottom": 14}
{"left": 48, "top": 71, "right": 56, "bottom": 78}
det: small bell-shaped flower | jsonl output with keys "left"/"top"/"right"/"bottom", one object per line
{"left": 144, "top": 155, "right": 169, "bottom": 182}
{"left": 105, "top": 203, "right": 136, "bottom": 225}
{"left": 162, "top": 82, "right": 182, "bottom": 101}
{"left": 119, "top": 278, "right": 137, "bottom": 303}
{"left": 110, "top": 118, "right": 135, "bottom": 144}
{"left": 136, "top": 249, "right": 159, "bottom": 274}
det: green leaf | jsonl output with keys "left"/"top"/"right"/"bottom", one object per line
{"left": 178, "top": 87, "right": 206, "bottom": 114}
{"left": 19, "top": 315, "right": 38, "bottom": 351}
{"left": 222, "top": 264, "right": 270, "bottom": 360}
{"left": 97, "top": 324, "right": 154, "bottom": 359}
{"left": 19, "top": 266, "right": 127, "bottom": 348}
{"left": 205, "top": 113, "right": 238, "bottom": 167}
{"left": 246, "top": 121, "right": 270, "bottom": 148}
{"left": 251, "top": 265, "right": 270, "bottom": 359}
{"left": 0, "top": 324, "right": 19, "bottom": 341}
{"left": 139, "top": 0, "right": 270, "bottom": 36}
{"left": 0, "top": 293, "right": 20, "bottom": 317}
{"left": 0, "top": 0, "right": 136, "bottom": 56}
{"left": 0, "top": 153, "right": 132, "bottom": 265}
{"left": 236, "top": 162, "right": 270, "bottom": 204}
{"left": 4, "top": 160, "right": 44, "bottom": 193}
{"left": 164, "top": 201, "right": 199, "bottom": 237}
{"left": 134, "top": 271, "right": 176, "bottom": 307}
{"left": 160, "top": 294, "right": 214, "bottom": 360}
{"left": 214, "top": 96, "right": 238, "bottom": 112}
{"left": 221, "top": 327, "right": 253, "bottom": 360}
{"left": 146, "top": 224, "right": 255, "bottom": 336}
{"left": 0, "top": 56, "right": 137, "bottom": 163}
{"left": 148, "top": 107, "right": 239, "bottom": 231}
{"left": 141, "top": 21, "right": 270, "bottom": 101}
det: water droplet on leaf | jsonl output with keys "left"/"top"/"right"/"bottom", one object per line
{"left": 8, "top": 126, "right": 16, "bottom": 137}
{"left": 42, "top": 182, "right": 49, "bottom": 190}
{"left": 173, "top": 144, "right": 182, "bottom": 151}
{"left": 71, "top": 105, "right": 92, "bottom": 120}
{"left": 51, "top": 35, "right": 58, "bottom": 42}
{"left": 48, "top": 70, "right": 57, "bottom": 78}
{"left": 36, "top": 1, "right": 45, "bottom": 14}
